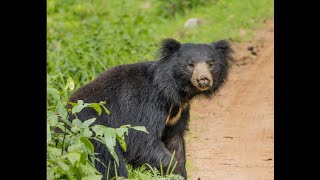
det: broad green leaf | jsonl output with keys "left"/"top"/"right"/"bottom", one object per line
{"left": 91, "top": 125, "right": 104, "bottom": 137}
{"left": 64, "top": 76, "right": 75, "bottom": 90}
{"left": 116, "top": 134, "right": 127, "bottom": 152}
{"left": 71, "top": 126, "right": 81, "bottom": 134}
{"left": 47, "top": 111, "right": 55, "bottom": 116}
{"left": 72, "top": 164, "right": 83, "bottom": 179}
{"left": 68, "top": 143, "right": 83, "bottom": 152}
{"left": 88, "top": 104, "right": 102, "bottom": 115}
{"left": 100, "top": 104, "right": 110, "bottom": 115}
{"left": 103, "top": 128, "right": 116, "bottom": 147}
{"left": 55, "top": 122, "right": 67, "bottom": 132}
{"left": 72, "top": 119, "right": 83, "bottom": 126}
{"left": 80, "top": 137, "right": 94, "bottom": 154}
{"left": 80, "top": 162, "right": 102, "bottom": 176}
{"left": 116, "top": 128, "right": 128, "bottom": 137}
{"left": 83, "top": 129, "right": 93, "bottom": 137}
{"left": 130, "top": 126, "right": 149, "bottom": 133}
{"left": 59, "top": 118, "right": 72, "bottom": 126}
{"left": 72, "top": 104, "right": 87, "bottom": 114}
{"left": 80, "top": 151, "right": 88, "bottom": 165}
{"left": 103, "top": 128, "right": 119, "bottom": 165}
{"left": 107, "top": 146, "right": 119, "bottom": 165}
{"left": 83, "top": 118, "right": 96, "bottom": 127}
{"left": 57, "top": 104, "right": 68, "bottom": 119}
{"left": 57, "top": 161, "right": 70, "bottom": 172}
{"left": 67, "top": 152, "right": 81, "bottom": 166}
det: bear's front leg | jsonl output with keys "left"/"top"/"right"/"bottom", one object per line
{"left": 162, "top": 108, "right": 190, "bottom": 179}
{"left": 163, "top": 133, "right": 187, "bottom": 178}
{"left": 130, "top": 139, "right": 180, "bottom": 175}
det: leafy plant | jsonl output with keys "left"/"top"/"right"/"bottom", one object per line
{"left": 47, "top": 75, "right": 148, "bottom": 179}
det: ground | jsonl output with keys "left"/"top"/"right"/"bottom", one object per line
{"left": 186, "top": 19, "right": 274, "bottom": 180}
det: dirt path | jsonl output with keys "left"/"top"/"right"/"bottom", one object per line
{"left": 186, "top": 19, "right": 274, "bottom": 180}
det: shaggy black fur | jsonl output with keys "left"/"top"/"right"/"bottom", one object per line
{"left": 68, "top": 38, "right": 233, "bottom": 179}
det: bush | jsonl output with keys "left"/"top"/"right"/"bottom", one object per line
{"left": 47, "top": 74, "right": 148, "bottom": 179}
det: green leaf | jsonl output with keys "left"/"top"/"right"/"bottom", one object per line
{"left": 57, "top": 161, "right": 70, "bottom": 172}
{"left": 72, "top": 119, "right": 83, "bottom": 126}
{"left": 68, "top": 143, "right": 83, "bottom": 152}
{"left": 130, "top": 126, "right": 149, "bottom": 133}
{"left": 83, "top": 129, "right": 93, "bottom": 137}
{"left": 64, "top": 76, "right": 75, "bottom": 90}
{"left": 47, "top": 147, "right": 61, "bottom": 159}
{"left": 60, "top": 118, "right": 72, "bottom": 126}
{"left": 103, "top": 128, "right": 119, "bottom": 165}
{"left": 67, "top": 152, "right": 81, "bottom": 166}
{"left": 116, "top": 134, "right": 127, "bottom": 152}
{"left": 116, "top": 127, "right": 128, "bottom": 137}
{"left": 57, "top": 104, "right": 68, "bottom": 119}
{"left": 88, "top": 104, "right": 102, "bottom": 115}
{"left": 108, "top": 146, "right": 119, "bottom": 166}
{"left": 91, "top": 125, "right": 104, "bottom": 137}
{"left": 100, "top": 104, "right": 110, "bottom": 115}
{"left": 71, "top": 126, "right": 81, "bottom": 134}
{"left": 103, "top": 128, "right": 116, "bottom": 147}
{"left": 80, "top": 151, "right": 88, "bottom": 165}
{"left": 80, "top": 137, "right": 94, "bottom": 154}
{"left": 83, "top": 118, "right": 96, "bottom": 127}
{"left": 72, "top": 104, "right": 87, "bottom": 114}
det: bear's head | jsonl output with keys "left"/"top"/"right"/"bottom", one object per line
{"left": 153, "top": 38, "right": 234, "bottom": 102}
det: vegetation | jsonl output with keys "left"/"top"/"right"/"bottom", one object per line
{"left": 47, "top": 0, "right": 273, "bottom": 179}
{"left": 47, "top": 75, "right": 149, "bottom": 179}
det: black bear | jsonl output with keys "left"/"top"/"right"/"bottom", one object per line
{"left": 68, "top": 38, "right": 233, "bottom": 179}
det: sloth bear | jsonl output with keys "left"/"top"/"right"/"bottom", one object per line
{"left": 69, "top": 38, "right": 233, "bottom": 179}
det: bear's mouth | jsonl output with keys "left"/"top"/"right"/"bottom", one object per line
{"left": 191, "top": 78, "right": 213, "bottom": 91}
{"left": 196, "top": 84, "right": 211, "bottom": 91}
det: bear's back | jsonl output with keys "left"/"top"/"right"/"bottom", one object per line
{"left": 69, "top": 61, "right": 155, "bottom": 104}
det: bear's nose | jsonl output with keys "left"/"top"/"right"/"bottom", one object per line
{"left": 197, "top": 77, "right": 210, "bottom": 87}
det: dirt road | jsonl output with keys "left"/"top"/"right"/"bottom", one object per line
{"left": 186, "top": 20, "right": 274, "bottom": 180}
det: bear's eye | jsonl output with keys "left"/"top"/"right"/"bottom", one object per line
{"left": 188, "top": 63, "right": 194, "bottom": 69}
{"left": 208, "top": 62, "right": 214, "bottom": 68}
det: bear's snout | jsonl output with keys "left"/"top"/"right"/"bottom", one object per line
{"left": 197, "top": 76, "right": 210, "bottom": 87}
{"left": 191, "top": 62, "right": 213, "bottom": 91}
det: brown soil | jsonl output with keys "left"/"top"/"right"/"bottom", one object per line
{"left": 186, "top": 19, "right": 274, "bottom": 180}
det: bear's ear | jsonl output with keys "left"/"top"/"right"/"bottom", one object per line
{"left": 158, "top": 38, "right": 181, "bottom": 59}
{"left": 211, "top": 40, "right": 234, "bottom": 62}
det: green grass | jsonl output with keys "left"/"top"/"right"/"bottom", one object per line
{"left": 127, "top": 164, "right": 184, "bottom": 180}
{"left": 47, "top": 0, "right": 273, "bottom": 91}
{"left": 47, "top": 0, "right": 273, "bottom": 179}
